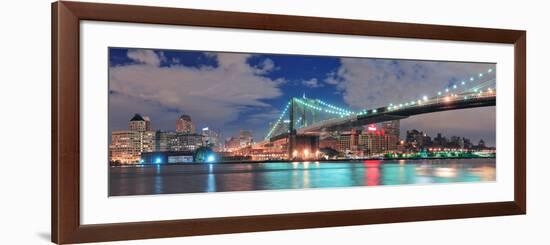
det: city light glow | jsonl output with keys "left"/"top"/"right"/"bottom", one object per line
{"left": 206, "top": 155, "right": 216, "bottom": 163}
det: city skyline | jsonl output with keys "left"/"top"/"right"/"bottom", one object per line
{"left": 109, "top": 47, "right": 496, "bottom": 146}
{"left": 112, "top": 112, "right": 494, "bottom": 148}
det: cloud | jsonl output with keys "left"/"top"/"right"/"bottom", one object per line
{"left": 171, "top": 57, "right": 180, "bottom": 64}
{"left": 109, "top": 50, "right": 284, "bottom": 131}
{"left": 254, "top": 58, "right": 277, "bottom": 74}
{"left": 245, "top": 108, "right": 282, "bottom": 125}
{"left": 324, "top": 58, "right": 497, "bottom": 145}
{"left": 326, "top": 59, "right": 495, "bottom": 110}
{"left": 323, "top": 72, "right": 340, "bottom": 85}
{"left": 302, "top": 78, "right": 323, "bottom": 88}
{"left": 127, "top": 49, "right": 162, "bottom": 66}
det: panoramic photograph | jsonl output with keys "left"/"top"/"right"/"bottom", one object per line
{"left": 108, "top": 47, "right": 496, "bottom": 196}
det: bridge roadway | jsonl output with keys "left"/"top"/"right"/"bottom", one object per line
{"left": 269, "top": 92, "right": 495, "bottom": 141}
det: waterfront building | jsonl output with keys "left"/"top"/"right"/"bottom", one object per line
{"left": 478, "top": 139, "right": 486, "bottom": 149}
{"left": 176, "top": 114, "right": 195, "bottom": 134}
{"left": 224, "top": 137, "right": 241, "bottom": 151}
{"left": 141, "top": 151, "right": 195, "bottom": 164}
{"left": 381, "top": 120, "right": 400, "bottom": 151}
{"left": 155, "top": 131, "right": 204, "bottom": 152}
{"left": 337, "top": 129, "right": 359, "bottom": 154}
{"left": 154, "top": 130, "right": 169, "bottom": 152}
{"left": 201, "top": 127, "right": 221, "bottom": 151}
{"left": 128, "top": 113, "right": 150, "bottom": 132}
{"left": 109, "top": 114, "right": 155, "bottom": 164}
{"left": 319, "top": 136, "right": 338, "bottom": 150}
{"left": 357, "top": 124, "right": 398, "bottom": 156}
{"left": 143, "top": 116, "right": 151, "bottom": 131}
{"left": 433, "top": 133, "right": 447, "bottom": 147}
{"left": 406, "top": 129, "right": 431, "bottom": 149}
{"left": 239, "top": 130, "right": 254, "bottom": 147}
{"left": 381, "top": 120, "right": 400, "bottom": 139}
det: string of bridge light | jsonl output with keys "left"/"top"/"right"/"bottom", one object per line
{"left": 314, "top": 99, "right": 354, "bottom": 115}
{"left": 294, "top": 98, "right": 354, "bottom": 117}
{"left": 384, "top": 68, "right": 495, "bottom": 112}
{"left": 265, "top": 98, "right": 350, "bottom": 139}
{"left": 266, "top": 68, "right": 496, "bottom": 138}
{"left": 264, "top": 101, "right": 292, "bottom": 140}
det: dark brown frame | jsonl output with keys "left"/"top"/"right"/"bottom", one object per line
{"left": 52, "top": 1, "right": 526, "bottom": 244}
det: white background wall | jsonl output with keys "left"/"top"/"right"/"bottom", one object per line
{"left": 0, "top": 0, "right": 547, "bottom": 244}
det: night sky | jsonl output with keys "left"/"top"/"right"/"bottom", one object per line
{"left": 108, "top": 48, "right": 496, "bottom": 146}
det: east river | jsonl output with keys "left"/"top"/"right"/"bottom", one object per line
{"left": 109, "top": 158, "right": 496, "bottom": 196}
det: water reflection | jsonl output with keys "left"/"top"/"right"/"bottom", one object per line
{"left": 109, "top": 158, "right": 496, "bottom": 196}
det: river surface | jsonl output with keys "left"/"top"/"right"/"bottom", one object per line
{"left": 109, "top": 158, "right": 495, "bottom": 196}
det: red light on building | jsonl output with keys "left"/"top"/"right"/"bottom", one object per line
{"left": 367, "top": 124, "right": 377, "bottom": 131}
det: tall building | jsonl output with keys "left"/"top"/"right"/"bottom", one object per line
{"left": 201, "top": 127, "right": 221, "bottom": 150}
{"left": 225, "top": 137, "right": 241, "bottom": 151}
{"left": 381, "top": 120, "right": 400, "bottom": 152}
{"left": 168, "top": 132, "right": 203, "bottom": 151}
{"left": 128, "top": 113, "right": 150, "bottom": 131}
{"left": 110, "top": 114, "right": 155, "bottom": 164}
{"left": 358, "top": 124, "right": 398, "bottom": 155}
{"left": 406, "top": 129, "right": 431, "bottom": 149}
{"left": 143, "top": 116, "right": 151, "bottom": 131}
{"left": 478, "top": 139, "right": 486, "bottom": 149}
{"left": 176, "top": 114, "right": 195, "bottom": 134}
{"left": 433, "top": 133, "right": 447, "bottom": 147}
{"left": 338, "top": 129, "right": 359, "bottom": 153}
{"left": 381, "top": 120, "right": 400, "bottom": 139}
{"left": 239, "top": 130, "right": 254, "bottom": 147}
{"left": 319, "top": 136, "right": 338, "bottom": 150}
{"left": 155, "top": 131, "right": 204, "bottom": 152}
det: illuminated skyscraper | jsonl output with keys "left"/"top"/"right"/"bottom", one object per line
{"left": 154, "top": 131, "right": 204, "bottom": 152}
{"left": 381, "top": 120, "right": 400, "bottom": 139}
{"left": 202, "top": 127, "right": 221, "bottom": 150}
{"left": 143, "top": 116, "right": 151, "bottom": 131}
{"left": 128, "top": 113, "right": 150, "bottom": 131}
{"left": 110, "top": 114, "right": 155, "bottom": 164}
{"left": 338, "top": 129, "right": 359, "bottom": 153}
{"left": 176, "top": 114, "right": 195, "bottom": 134}
{"left": 381, "top": 120, "right": 400, "bottom": 152}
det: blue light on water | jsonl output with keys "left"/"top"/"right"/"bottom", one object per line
{"left": 155, "top": 157, "right": 162, "bottom": 164}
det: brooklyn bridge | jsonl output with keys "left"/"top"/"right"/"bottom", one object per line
{"left": 258, "top": 69, "right": 496, "bottom": 159}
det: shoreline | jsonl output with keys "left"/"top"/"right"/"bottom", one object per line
{"left": 109, "top": 156, "right": 496, "bottom": 167}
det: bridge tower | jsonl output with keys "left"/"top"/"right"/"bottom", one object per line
{"left": 288, "top": 98, "right": 296, "bottom": 159}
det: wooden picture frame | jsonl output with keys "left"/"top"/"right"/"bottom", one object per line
{"left": 52, "top": 1, "right": 526, "bottom": 244}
